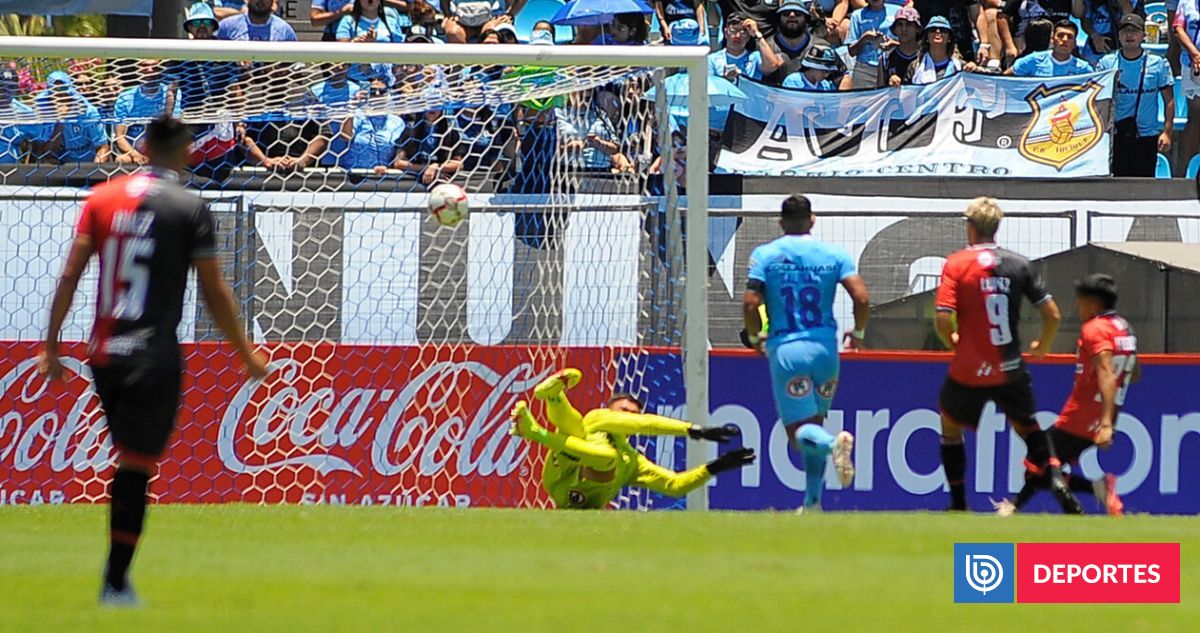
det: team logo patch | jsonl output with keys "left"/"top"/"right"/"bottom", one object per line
{"left": 976, "top": 249, "right": 996, "bottom": 269}
{"left": 786, "top": 376, "right": 812, "bottom": 398}
{"left": 1018, "top": 81, "right": 1103, "bottom": 171}
{"left": 817, "top": 379, "right": 838, "bottom": 399}
{"left": 567, "top": 489, "right": 587, "bottom": 507}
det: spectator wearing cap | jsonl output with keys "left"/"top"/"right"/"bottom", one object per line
{"left": 0, "top": 67, "right": 51, "bottom": 164}
{"left": 847, "top": 0, "right": 901, "bottom": 89}
{"left": 709, "top": 17, "right": 764, "bottom": 82}
{"left": 112, "top": 60, "right": 183, "bottom": 164}
{"left": 487, "top": 22, "right": 521, "bottom": 43}
{"left": 782, "top": 44, "right": 842, "bottom": 90}
{"left": 168, "top": 3, "right": 240, "bottom": 112}
{"left": 1100, "top": 14, "right": 1174, "bottom": 177}
{"left": 304, "top": 64, "right": 361, "bottom": 167}
{"left": 1006, "top": 19, "right": 1092, "bottom": 75}
{"left": 217, "top": 0, "right": 297, "bottom": 41}
{"left": 654, "top": 0, "right": 707, "bottom": 44}
{"left": 32, "top": 71, "right": 109, "bottom": 164}
{"left": 883, "top": 6, "right": 923, "bottom": 86}
{"left": 912, "top": 0, "right": 990, "bottom": 65}
{"left": 761, "top": 2, "right": 829, "bottom": 86}
{"left": 337, "top": 77, "right": 407, "bottom": 174}
{"left": 906, "top": 16, "right": 964, "bottom": 83}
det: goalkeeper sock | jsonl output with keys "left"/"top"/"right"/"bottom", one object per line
{"left": 940, "top": 439, "right": 967, "bottom": 510}
{"left": 106, "top": 468, "right": 150, "bottom": 591}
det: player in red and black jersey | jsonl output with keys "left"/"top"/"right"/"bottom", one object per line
{"left": 38, "top": 116, "right": 267, "bottom": 606}
{"left": 995, "top": 274, "right": 1134, "bottom": 517}
{"left": 933, "top": 197, "right": 1081, "bottom": 513}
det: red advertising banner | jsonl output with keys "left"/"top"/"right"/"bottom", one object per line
{"left": 1016, "top": 542, "right": 1181, "bottom": 603}
{"left": 0, "top": 342, "right": 624, "bottom": 507}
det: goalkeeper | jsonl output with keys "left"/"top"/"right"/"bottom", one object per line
{"left": 511, "top": 369, "right": 756, "bottom": 509}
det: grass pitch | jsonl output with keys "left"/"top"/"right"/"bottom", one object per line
{"left": 0, "top": 506, "right": 1194, "bottom": 632}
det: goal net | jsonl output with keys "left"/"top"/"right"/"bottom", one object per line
{"left": 0, "top": 38, "right": 710, "bottom": 510}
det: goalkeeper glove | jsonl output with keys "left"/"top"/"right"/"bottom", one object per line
{"left": 688, "top": 424, "right": 740, "bottom": 443}
{"left": 706, "top": 447, "right": 756, "bottom": 474}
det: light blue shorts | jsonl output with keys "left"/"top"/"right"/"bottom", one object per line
{"left": 767, "top": 339, "right": 841, "bottom": 425}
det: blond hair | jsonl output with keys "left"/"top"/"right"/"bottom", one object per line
{"left": 964, "top": 196, "right": 1002, "bottom": 238}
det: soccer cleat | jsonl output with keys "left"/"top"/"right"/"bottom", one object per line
{"left": 99, "top": 583, "right": 141, "bottom": 608}
{"left": 797, "top": 502, "right": 822, "bottom": 515}
{"left": 832, "top": 431, "right": 855, "bottom": 488}
{"left": 1096, "top": 473, "right": 1124, "bottom": 517}
{"left": 509, "top": 401, "right": 540, "bottom": 438}
{"left": 1050, "top": 475, "right": 1085, "bottom": 515}
{"left": 991, "top": 498, "right": 1017, "bottom": 517}
{"left": 533, "top": 368, "right": 582, "bottom": 401}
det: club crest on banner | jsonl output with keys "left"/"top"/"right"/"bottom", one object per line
{"left": 1018, "top": 81, "right": 1104, "bottom": 171}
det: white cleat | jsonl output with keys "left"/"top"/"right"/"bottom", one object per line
{"left": 832, "top": 431, "right": 855, "bottom": 488}
{"left": 991, "top": 498, "right": 1017, "bottom": 517}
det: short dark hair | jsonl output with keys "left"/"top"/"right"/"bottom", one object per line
{"left": 1053, "top": 19, "right": 1078, "bottom": 36}
{"left": 1075, "top": 273, "right": 1118, "bottom": 309}
{"left": 781, "top": 194, "right": 813, "bottom": 221}
{"left": 144, "top": 115, "right": 192, "bottom": 154}
{"left": 607, "top": 392, "right": 644, "bottom": 412}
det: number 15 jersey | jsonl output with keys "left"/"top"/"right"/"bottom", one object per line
{"left": 935, "top": 243, "right": 1051, "bottom": 387}
{"left": 76, "top": 169, "right": 216, "bottom": 366}
{"left": 748, "top": 234, "right": 856, "bottom": 349}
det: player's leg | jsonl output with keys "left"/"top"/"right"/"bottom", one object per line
{"left": 812, "top": 346, "right": 853, "bottom": 488}
{"left": 581, "top": 408, "right": 692, "bottom": 437}
{"left": 1049, "top": 427, "right": 1123, "bottom": 516}
{"left": 1000, "top": 373, "right": 1083, "bottom": 514}
{"left": 511, "top": 401, "right": 618, "bottom": 470}
{"left": 533, "top": 368, "right": 585, "bottom": 438}
{"left": 938, "top": 378, "right": 986, "bottom": 511}
{"left": 770, "top": 340, "right": 830, "bottom": 509}
{"left": 93, "top": 361, "right": 181, "bottom": 605}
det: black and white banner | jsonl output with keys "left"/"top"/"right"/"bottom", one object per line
{"left": 718, "top": 71, "right": 1116, "bottom": 178}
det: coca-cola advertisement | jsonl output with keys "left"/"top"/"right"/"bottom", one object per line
{"left": 0, "top": 342, "right": 625, "bottom": 507}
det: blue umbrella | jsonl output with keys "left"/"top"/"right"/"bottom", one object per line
{"left": 643, "top": 73, "right": 747, "bottom": 111}
{"left": 551, "top": 0, "right": 653, "bottom": 27}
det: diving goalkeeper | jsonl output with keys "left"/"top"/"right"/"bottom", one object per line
{"left": 510, "top": 369, "right": 756, "bottom": 509}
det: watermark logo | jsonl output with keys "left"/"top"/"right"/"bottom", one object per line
{"left": 954, "top": 543, "right": 1015, "bottom": 603}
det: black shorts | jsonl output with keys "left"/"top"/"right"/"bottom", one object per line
{"left": 90, "top": 360, "right": 182, "bottom": 460}
{"left": 939, "top": 370, "right": 1037, "bottom": 430}
{"left": 1048, "top": 427, "right": 1096, "bottom": 465}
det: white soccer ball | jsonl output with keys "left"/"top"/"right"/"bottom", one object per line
{"left": 427, "top": 183, "right": 469, "bottom": 227}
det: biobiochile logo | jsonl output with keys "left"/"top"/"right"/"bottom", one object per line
{"left": 954, "top": 543, "right": 1180, "bottom": 604}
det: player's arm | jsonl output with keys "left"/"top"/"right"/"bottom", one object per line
{"left": 195, "top": 257, "right": 268, "bottom": 378}
{"left": 935, "top": 309, "right": 957, "bottom": 350}
{"left": 1029, "top": 297, "right": 1060, "bottom": 357}
{"left": 934, "top": 260, "right": 959, "bottom": 349}
{"left": 581, "top": 408, "right": 740, "bottom": 442}
{"left": 633, "top": 447, "right": 756, "bottom": 497}
{"left": 1093, "top": 350, "right": 1118, "bottom": 448}
{"left": 38, "top": 234, "right": 95, "bottom": 381}
{"left": 742, "top": 286, "right": 766, "bottom": 353}
{"left": 841, "top": 273, "right": 870, "bottom": 350}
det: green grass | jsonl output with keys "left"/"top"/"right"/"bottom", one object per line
{"left": 0, "top": 507, "right": 1194, "bottom": 632}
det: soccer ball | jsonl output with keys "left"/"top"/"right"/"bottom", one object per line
{"left": 427, "top": 183, "right": 469, "bottom": 227}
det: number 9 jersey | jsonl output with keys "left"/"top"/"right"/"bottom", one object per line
{"left": 935, "top": 244, "right": 1051, "bottom": 386}
{"left": 76, "top": 169, "right": 216, "bottom": 367}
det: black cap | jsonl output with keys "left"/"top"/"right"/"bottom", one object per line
{"left": 1075, "top": 273, "right": 1118, "bottom": 308}
{"left": 1119, "top": 14, "right": 1145, "bottom": 31}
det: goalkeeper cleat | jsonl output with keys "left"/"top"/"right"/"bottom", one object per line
{"left": 509, "top": 401, "right": 540, "bottom": 438}
{"left": 99, "top": 583, "right": 141, "bottom": 608}
{"left": 533, "top": 368, "right": 582, "bottom": 401}
{"left": 1094, "top": 473, "right": 1124, "bottom": 517}
{"left": 832, "top": 431, "right": 855, "bottom": 488}
{"left": 991, "top": 498, "right": 1017, "bottom": 517}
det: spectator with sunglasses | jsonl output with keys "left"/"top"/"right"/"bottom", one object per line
{"left": 761, "top": 2, "right": 830, "bottom": 86}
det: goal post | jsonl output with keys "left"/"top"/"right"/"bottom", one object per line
{"left": 0, "top": 37, "right": 711, "bottom": 510}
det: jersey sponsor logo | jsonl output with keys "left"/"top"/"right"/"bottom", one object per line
{"left": 786, "top": 376, "right": 813, "bottom": 398}
{"left": 567, "top": 489, "right": 587, "bottom": 507}
{"left": 1018, "top": 80, "right": 1104, "bottom": 171}
{"left": 816, "top": 378, "right": 838, "bottom": 399}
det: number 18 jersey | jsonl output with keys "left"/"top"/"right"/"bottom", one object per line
{"left": 748, "top": 234, "right": 856, "bottom": 348}
{"left": 935, "top": 244, "right": 1051, "bottom": 386}
{"left": 76, "top": 169, "right": 216, "bottom": 366}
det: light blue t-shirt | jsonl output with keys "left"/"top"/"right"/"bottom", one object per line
{"left": 313, "top": 0, "right": 355, "bottom": 35}
{"left": 1012, "top": 50, "right": 1093, "bottom": 77}
{"left": 1098, "top": 51, "right": 1174, "bottom": 137}
{"left": 307, "top": 79, "right": 361, "bottom": 166}
{"left": 217, "top": 14, "right": 297, "bottom": 41}
{"left": 0, "top": 100, "right": 50, "bottom": 164}
{"left": 847, "top": 4, "right": 900, "bottom": 67}
{"left": 345, "top": 114, "right": 407, "bottom": 169}
{"left": 33, "top": 94, "right": 107, "bottom": 162}
{"left": 112, "top": 84, "right": 183, "bottom": 148}
{"left": 748, "top": 234, "right": 856, "bottom": 346}
{"left": 335, "top": 11, "right": 408, "bottom": 42}
{"left": 707, "top": 49, "right": 762, "bottom": 80}
{"left": 782, "top": 72, "right": 837, "bottom": 91}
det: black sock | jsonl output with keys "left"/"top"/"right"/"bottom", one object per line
{"left": 1066, "top": 473, "right": 1095, "bottom": 493}
{"left": 940, "top": 440, "right": 967, "bottom": 510}
{"left": 1013, "top": 473, "right": 1048, "bottom": 509}
{"left": 1023, "top": 429, "right": 1052, "bottom": 471}
{"left": 106, "top": 469, "right": 150, "bottom": 591}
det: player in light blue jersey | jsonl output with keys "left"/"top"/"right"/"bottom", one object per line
{"left": 743, "top": 194, "right": 871, "bottom": 512}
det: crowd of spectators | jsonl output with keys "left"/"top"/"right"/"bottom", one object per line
{"left": 0, "top": 0, "right": 1192, "bottom": 177}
